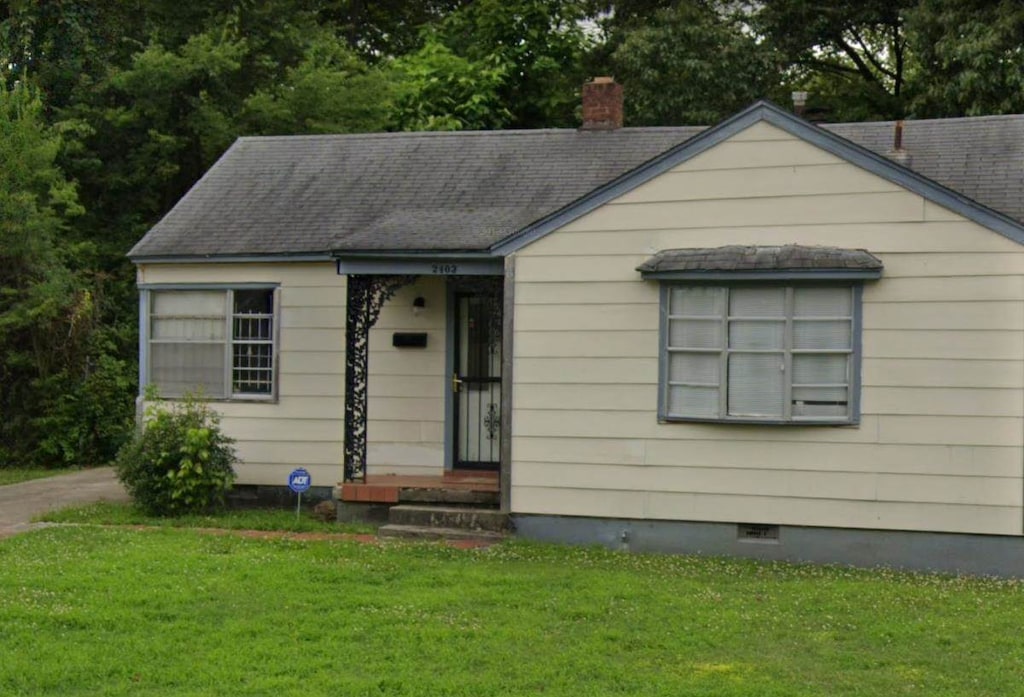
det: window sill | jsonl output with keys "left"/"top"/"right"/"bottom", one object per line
{"left": 153, "top": 395, "right": 278, "bottom": 405}
{"left": 659, "top": 415, "right": 858, "bottom": 427}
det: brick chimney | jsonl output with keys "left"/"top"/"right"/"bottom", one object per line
{"left": 581, "top": 77, "right": 623, "bottom": 130}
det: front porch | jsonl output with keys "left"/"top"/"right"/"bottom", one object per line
{"left": 338, "top": 262, "right": 513, "bottom": 512}
{"left": 336, "top": 469, "right": 500, "bottom": 505}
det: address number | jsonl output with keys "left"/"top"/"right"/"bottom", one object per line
{"left": 432, "top": 264, "right": 458, "bottom": 274}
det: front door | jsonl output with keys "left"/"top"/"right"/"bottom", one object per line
{"left": 452, "top": 290, "right": 502, "bottom": 470}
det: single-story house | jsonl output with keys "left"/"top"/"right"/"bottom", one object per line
{"left": 129, "top": 78, "right": 1024, "bottom": 575}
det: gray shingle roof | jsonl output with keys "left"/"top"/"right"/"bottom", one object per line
{"left": 637, "top": 245, "right": 883, "bottom": 274}
{"left": 825, "top": 115, "right": 1024, "bottom": 225}
{"left": 128, "top": 113, "right": 1024, "bottom": 260}
{"left": 128, "top": 128, "right": 702, "bottom": 258}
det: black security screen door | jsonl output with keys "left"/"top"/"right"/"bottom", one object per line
{"left": 452, "top": 292, "right": 502, "bottom": 470}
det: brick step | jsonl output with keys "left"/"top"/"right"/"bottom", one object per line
{"left": 388, "top": 505, "right": 510, "bottom": 532}
{"left": 398, "top": 488, "right": 499, "bottom": 506}
{"left": 378, "top": 524, "right": 507, "bottom": 544}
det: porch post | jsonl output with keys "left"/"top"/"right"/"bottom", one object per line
{"left": 499, "top": 256, "right": 515, "bottom": 513}
{"left": 343, "top": 274, "right": 414, "bottom": 482}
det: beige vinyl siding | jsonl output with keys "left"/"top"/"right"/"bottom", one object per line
{"left": 510, "top": 120, "right": 1024, "bottom": 536}
{"left": 138, "top": 262, "right": 347, "bottom": 487}
{"left": 137, "top": 264, "right": 448, "bottom": 484}
{"left": 365, "top": 278, "right": 446, "bottom": 476}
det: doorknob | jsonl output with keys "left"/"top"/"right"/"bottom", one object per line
{"left": 452, "top": 373, "right": 463, "bottom": 393}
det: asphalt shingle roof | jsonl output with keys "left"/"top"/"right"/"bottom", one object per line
{"left": 637, "top": 245, "right": 883, "bottom": 274}
{"left": 128, "top": 114, "right": 1024, "bottom": 259}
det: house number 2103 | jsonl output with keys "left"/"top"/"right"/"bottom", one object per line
{"left": 432, "top": 264, "right": 458, "bottom": 274}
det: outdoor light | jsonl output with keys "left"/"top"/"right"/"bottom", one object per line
{"left": 412, "top": 296, "right": 426, "bottom": 316}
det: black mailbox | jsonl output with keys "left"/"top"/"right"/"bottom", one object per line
{"left": 392, "top": 332, "right": 428, "bottom": 348}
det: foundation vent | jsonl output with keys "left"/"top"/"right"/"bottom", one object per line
{"left": 737, "top": 523, "right": 780, "bottom": 543}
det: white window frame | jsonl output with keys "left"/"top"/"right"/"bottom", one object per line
{"left": 140, "top": 284, "right": 280, "bottom": 401}
{"left": 658, "top": 282, "right": 863, "bottom": 425}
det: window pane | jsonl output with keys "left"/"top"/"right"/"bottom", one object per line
{"left": 669, "top": 352, "right": 719, "bottom": 384}
{"left": 233, "top": 316, "right": 273, "bottom": 341}
{"left": 152, "top": 291, "right": 225, "bottom": 316}
{"left": 793, "top": 386, "right": 848, "bottom": 418}
{"left": 670, "top": 287, "right": 724, "bottom": 316}
{"left": 728, "top": 353, "right": 784, "bottom": 417}
{"left": 729, "top": 320, "right": 784, "bottom": 350}
{"left": 793, "top": 320, "right": 851, "bottom": 350}
{"left": 151, "top": 343, "right": 226, "bottom": 397}
{"left": 233, "top": 344, "right": 274, "bottom": 394}
{"left": 669, "top": 319, "right": 720, "bottom": 349}
{"left": 793, "top": 354, "right": 848, "bottom": 384}
{"left": 794, "top": 287, "right": 851, "bottom": 317}
{"left": 668, "top": 385, "right": 718, "bottom": 417}
{"left": 234, "top": 289, "right": 274, "bottom": 315}
{"left": 730, "top": 287, "right": 784, "bottom": 317}
{"left": 152, "top": 317, "right": 225, "bottom": 341}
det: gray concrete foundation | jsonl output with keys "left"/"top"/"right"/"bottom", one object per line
{"left": 513, "top": 514, "right": 1024, "bottom": 578}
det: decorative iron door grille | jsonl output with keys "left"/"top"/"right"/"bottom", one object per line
{"left": 452, "top": 291, "right": 502, "bottom": 470}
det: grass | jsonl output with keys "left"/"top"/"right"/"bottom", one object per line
{"left": 0, "top": 468, "right": 68, "bottom": 486}
{"left": 2, "top": 525, "right": 1023, "bottom": 696}
{"left": 38, "top": 501, "right": 376, "bottom": 534}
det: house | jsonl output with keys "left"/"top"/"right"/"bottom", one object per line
{"left": 129, "top": 78, "right": 1024, "bottom": 575}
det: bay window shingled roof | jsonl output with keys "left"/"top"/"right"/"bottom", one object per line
{"left": 128, "top": 112, "right": 1024, "bottom": 260}
{"left": 637, "top": 245, "right": 883, "bottom": 274}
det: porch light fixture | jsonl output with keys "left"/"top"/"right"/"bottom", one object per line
{"left": 412, "top": 296, "right": 426, "bottom": 316}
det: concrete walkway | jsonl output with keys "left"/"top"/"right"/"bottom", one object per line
{"left": 0, "top": 467, "right": 130, "bottom": 539}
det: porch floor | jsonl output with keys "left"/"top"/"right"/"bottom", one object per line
{"left": 338, "top": 470, "right": 499, "bottom": 504}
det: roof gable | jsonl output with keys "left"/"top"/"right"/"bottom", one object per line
{"left": 493, "top": 100, "right": 1024, "bottom": 255}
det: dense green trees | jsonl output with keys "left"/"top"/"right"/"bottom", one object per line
{"left": 2, "top": 0, "right": 1023, "bottom": 469}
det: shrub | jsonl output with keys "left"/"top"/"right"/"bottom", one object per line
{"left": 115, "top": 393, "right": 237, "bottom": 515}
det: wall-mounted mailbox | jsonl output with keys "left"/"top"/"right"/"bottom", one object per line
{"left": 392, "top": 332, "right": 428, "bottom": 348}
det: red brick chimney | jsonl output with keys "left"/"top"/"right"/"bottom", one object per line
{"left": 581, "top": 77, "right": 623, "bottom": 130}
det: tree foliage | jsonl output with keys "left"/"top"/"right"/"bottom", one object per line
{"left": 906, "top": 0, "right": 1024, "bottom": 117}
{"left": 610, "top": 1, "right": 782, "bottom": 126}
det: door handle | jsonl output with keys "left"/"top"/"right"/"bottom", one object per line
{"left": 452, "top": 373, "right": 463, "bottom": 393}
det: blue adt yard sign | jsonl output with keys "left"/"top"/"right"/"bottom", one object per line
{"left": 288, "top": 468, "right": 311, "bottom": 494}
{"left": 288, "top": 468, "right": 312, "bottom": 521}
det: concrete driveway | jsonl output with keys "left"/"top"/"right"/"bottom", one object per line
{"left": 0, "top": 467, "right": 130, "bottom": 539}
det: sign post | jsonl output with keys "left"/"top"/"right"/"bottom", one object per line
{"left": 287, "top": 468, "right": 312, "bottom": 522}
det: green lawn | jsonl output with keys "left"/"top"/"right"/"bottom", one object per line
{"left": 38, "top": 501, "right": 375, "bottom": 534}
{"left": 2, "top": 525, "right": 1023, "bottom": 696}
{"left": 0, "top": 468, "right": 67, "bottom": 486}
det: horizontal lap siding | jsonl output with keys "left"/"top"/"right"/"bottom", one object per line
{"left": 138, "top": 263, "right": 346, "bottom": 486}
{"left": 510, "top": 121, "right": 1024, "bottom": 535}
{"left": 137, "top": 266, "right": 449, "bottom": 482}
{"left": 365, "top": 279, "right": 446, "bottom": 476}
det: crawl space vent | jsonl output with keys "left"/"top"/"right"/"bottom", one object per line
{"left": 737, "top": 523, "right": 780, "bottom": 542}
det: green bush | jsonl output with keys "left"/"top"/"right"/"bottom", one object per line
{"left": 115, "top": 394, "right": 237, "bottom": 516}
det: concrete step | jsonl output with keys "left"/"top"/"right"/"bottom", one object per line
{"left": 378, "top": 524, "right": 507, "bottom": 544}
{"left": 388, "top": 504, "right": 511, "bottom": 532}
{"left": 398, "top": 488, "right": 499, "bottom": 506}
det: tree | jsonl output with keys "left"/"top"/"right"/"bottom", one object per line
{"left": 751, "top": 0, "right": 914, "bottom": 120}
{"left": 411, "top": 0, "right": 589, "bottom": 128}
{"left": 907, "top": 0, "right": 1024, "bottom": 117}
{"left": 610, "top": 1, "right": 783, "bottom": 125}
{"left": 242, "top": 32, "right": 395, "bottom": 135}
{"left": 0, "top": 80, "right": 133, "bottom": 467}
{"left": 390, "top": 38, "right": 510, "bottom": 130}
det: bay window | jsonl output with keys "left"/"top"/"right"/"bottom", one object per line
{"left": 639, "top": 245, "right": 883, "bottom": 426}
